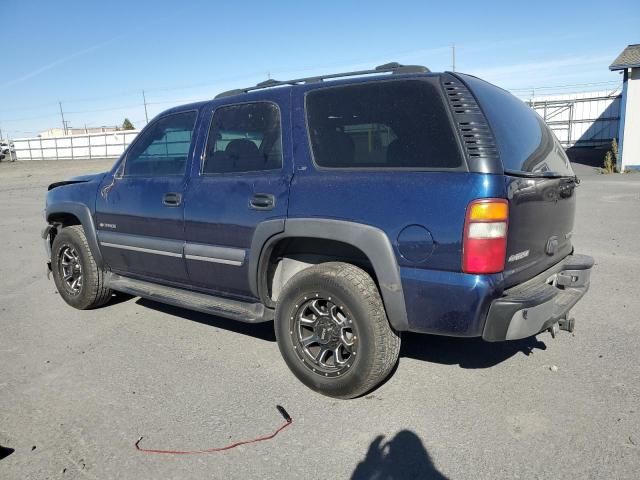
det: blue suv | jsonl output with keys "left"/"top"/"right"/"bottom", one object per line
{"left": 43, "top": 63, "right": 593, "bottom": 398}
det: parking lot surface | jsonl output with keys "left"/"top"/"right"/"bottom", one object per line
{"left": 0, "top": 159, "right": 639, "bottom": 479}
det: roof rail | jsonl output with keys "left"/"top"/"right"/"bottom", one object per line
{"left": 214, "top": 62, "right": 430, "bottom": 99}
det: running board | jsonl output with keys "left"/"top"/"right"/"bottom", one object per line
{"left": 106, "top": 273, "right": 274, "bottom": 323}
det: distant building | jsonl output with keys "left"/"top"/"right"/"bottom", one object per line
{"left": 39, "top": 126, "right": 121, "bottom": 138}
{"left": 610, "top": 44, "right": 640, "bottom": 171}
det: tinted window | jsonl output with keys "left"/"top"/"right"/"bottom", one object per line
{"left": 460, "top": 74, "right": 574, "bottom": 176}
{"left": 306, "top": 80, "right": 462, "bottom": 169}
{"left": 203, "top": 102, "right": 282, "bottom": 174}
{"left": 124, "top": 111, "right": 196, "bottom": 176}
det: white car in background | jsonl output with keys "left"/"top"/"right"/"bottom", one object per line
{"left": 1, "top": 142, "right": 15, "bottom": 154}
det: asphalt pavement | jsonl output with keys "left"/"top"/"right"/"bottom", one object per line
{"left": 0, "top": 159, "right": 638, "bottom": 479}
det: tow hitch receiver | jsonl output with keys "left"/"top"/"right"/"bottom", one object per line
{"left": 549, "top": 316, "right": 575, "bottom": 338}
{"left": 558, "top": 316, "right": 575, "bottom": 333}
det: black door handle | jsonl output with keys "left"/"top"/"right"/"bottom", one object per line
{"left": 249, "top": 193, "right": 275, "bottom": 210}
{"left": 163, "top": 192, "right": 182, "bottom": 207}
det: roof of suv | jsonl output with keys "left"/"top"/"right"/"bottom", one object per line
{"left": 214, "top": 62, "right": 435, "bottom": 99}
{"left": 156, "top": 63, "right": 445, "bottom": 119}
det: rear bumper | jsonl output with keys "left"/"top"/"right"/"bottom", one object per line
{"left": 483, "top": 254, "right": 594, "bottom": 341}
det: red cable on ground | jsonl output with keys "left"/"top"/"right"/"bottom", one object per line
{"left": 135, "top": 405, "right": 293, "bottom": 455}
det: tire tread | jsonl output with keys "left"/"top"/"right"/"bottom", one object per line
{"left": 52, "top": 225, "right": 112, "bottom": 309}
{"left": 275, "top": 261, "right": 401, "bottom": 398}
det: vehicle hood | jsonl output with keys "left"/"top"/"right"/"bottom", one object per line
{"left": 47, "top": 172, "right": 108, "bottom": 191}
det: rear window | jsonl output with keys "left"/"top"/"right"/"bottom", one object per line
{"left": 460, "top": 74, "right": 574, "bottom": 176}
{"left": 305, "top": 80, "right": 463, "bottom": 169}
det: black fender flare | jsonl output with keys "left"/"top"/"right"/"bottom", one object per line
{"left": 45, "top": 202, "right": 103, "bottom": 267}
{"left": 250, "top": 218, "right": 408, "bottom": 331}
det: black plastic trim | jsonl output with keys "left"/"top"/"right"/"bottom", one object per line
{"left": 248, "top": 219, "right": 286, "bottom": 298}
{"left": 215, "top": 62, "right": 430, "bottom": 99}
{"left": 46, "top": 202, "right": 103, "bottom": 267}
{"left": 253, "top": 218, "right": 409, "bottom": 331}
{"left": 442, "top": 73, "right": 502, "bottom": 174}
{"left": 106, "top": 273, "right": 273, "bottom": 323}
{"left": 483, "top": 254, "right": 593, "bottom": 341}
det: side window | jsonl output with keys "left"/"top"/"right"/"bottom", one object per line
{"left": 306, "top": 80, "right": 463, "bottom": 169}
{"left": 203, "top": 102, "right": 282, "bottom": 174}
{"left": 124, "top": 111, "right": 197, "bottom": 176}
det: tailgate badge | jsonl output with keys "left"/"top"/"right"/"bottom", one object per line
{"left": 508, "top": 249, "right": 530, "bottom": 262}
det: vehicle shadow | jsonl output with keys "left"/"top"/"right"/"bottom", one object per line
{"left": 351, "top": 430, "right": 448, "bottom": 480}
{"left": 400, "top": 333, "right": 546, "bottom": 369}
{"left": 134, "top": 298, "right": 276, "bottom": 342}
{"left": 0, "top": 445, "right": 14, "bottom": 461}
{"left": 133, "top": 297, "right": 545, "bottom": 364}
{"left": 106, "top": 291, "right": 136, "bottom": 306}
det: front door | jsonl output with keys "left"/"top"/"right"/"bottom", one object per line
{"left": 95, "top": 110, "right": 198, "bottom": 285}
{"left": 183, "top": 93, "right": 291, "bottom": 300}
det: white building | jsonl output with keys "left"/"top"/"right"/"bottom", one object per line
{"left": 610, "top": 44, "right": 640, "bottom": 171}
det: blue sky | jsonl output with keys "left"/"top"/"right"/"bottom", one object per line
{"left": 1, "top": 0, "right": 638, "bottom": 138}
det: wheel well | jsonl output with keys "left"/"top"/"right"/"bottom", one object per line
{"left": 46, "top": 213, "right": 81, "bottom": 244}
{"left": 261, "top": 237, "right": 378, "bottom": 306}
{"left": 48, "top": 213, "right": 81, "bottom": 226}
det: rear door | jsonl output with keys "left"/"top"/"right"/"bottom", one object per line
{"left": 183, "top": 92, "right": 291, "bottom": 300}
{"left": 95, "top": 110, "right": 198, "bottom": 284}
{"left": 460, "top": 74, "right": 578, "bottom": 287}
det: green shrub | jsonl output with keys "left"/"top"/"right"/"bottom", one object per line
{"left": 602, "top": 139, "right": 618, "bottom": 174}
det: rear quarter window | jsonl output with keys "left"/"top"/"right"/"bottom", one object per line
{"left": 305, "top": 79, "right": 463, "bottom": 170}
{"left": 459, "top": 74, "right": 573, "bottom": 176}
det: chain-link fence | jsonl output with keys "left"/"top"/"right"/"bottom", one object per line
{"left": 527, "top": 90, "right": 621, "bottom": 148}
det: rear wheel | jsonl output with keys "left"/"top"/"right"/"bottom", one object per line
{"left": 275, "top": 262, "right": 400, "bottom": 399}
{"left": 51, "top": 225, "right": 112, "bottom": 310}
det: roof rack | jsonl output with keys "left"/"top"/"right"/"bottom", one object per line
{"left": 215, "top": 62, "right": 430, "bottom": 99}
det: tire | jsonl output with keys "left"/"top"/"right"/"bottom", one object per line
{"left": 275, "top": 262, "right": 401, "bottom": 399}
{"left": 51, "top": 225, "right": 112, "bottom": 310}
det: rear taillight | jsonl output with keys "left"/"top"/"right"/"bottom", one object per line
{"left": 462, "top": 199, "right": 509, "bottom": 274}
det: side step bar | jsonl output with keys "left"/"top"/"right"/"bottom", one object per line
{"left": 106, "top": 273, "right": 274, "bottom": 323}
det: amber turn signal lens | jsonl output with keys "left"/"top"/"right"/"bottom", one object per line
{"left": 468, "top": 201, "right": 508, "bottom": 221}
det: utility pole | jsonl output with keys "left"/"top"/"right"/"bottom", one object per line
{"left": 451, "top": 43, "right": 456, "bottom": 72}
{"left": 59, "top": 101, "right": 67, "bottom": 135}
{"left": 142, "top": 90, "right": 149, "bottom": 124}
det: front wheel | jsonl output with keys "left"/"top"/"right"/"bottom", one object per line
{"left": 51, "top": 225, "right": 112, "bottom": 310}
{"left": 275, "top": 262, "right": 400, "bottom": 399}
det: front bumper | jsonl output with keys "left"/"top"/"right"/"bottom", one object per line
{"left": 483, "top": 254, "right": 594, "bottom": 341}
{"left": 42, "top": 224, "right": 54, "bottom": 275}
{"left": 42, "top": 225, "right": 54, "bottom": 260}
